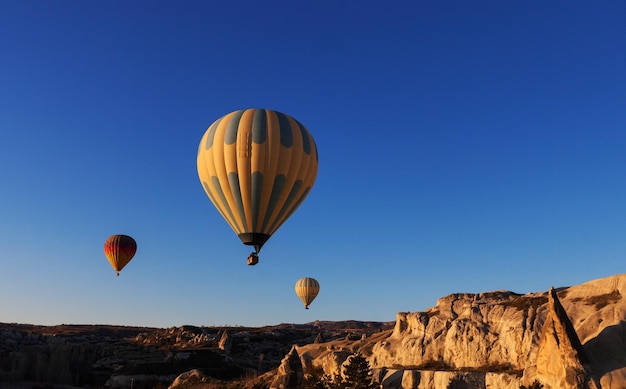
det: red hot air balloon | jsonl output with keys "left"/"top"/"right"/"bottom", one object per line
{"left": 104, "top": 234, "right": 137, "bottom": 276}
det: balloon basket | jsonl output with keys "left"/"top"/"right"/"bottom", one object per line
{"left": 247, "top": 253, "right": 259, "bottom": 266}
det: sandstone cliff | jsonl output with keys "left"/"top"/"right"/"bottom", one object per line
{"left": 532, "top": 286, "right": 597, "bottom": 388}
{"left": 270, "top": 345, "right": 304, "bottom": 389}
{"left": 296, "top": 273, "right": 626, "bottom": 389}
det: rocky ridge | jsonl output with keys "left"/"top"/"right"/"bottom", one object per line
{"left": 0, "top": 321, "right": 390, "bottom": 388}
{"left": 3, "top": 274, "right": 626, "bottom": 389}
{"left": 294, "top": 273, "right": 626, "bottom": 389}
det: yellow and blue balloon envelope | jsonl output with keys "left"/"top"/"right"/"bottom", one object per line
{"left": 197, "top": 108, "right": 318, "bottom": 264}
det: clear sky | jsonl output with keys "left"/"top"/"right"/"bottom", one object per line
{"left": 0, "top": 1, "right": 624, "bottom": 328}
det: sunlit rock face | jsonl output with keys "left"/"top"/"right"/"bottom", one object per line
{"left": 372, "top": 290, "right": 545, "bottom": 370}
{"left": 297, "top": 274, "right": 626, "bottom": 389}
{"left": 168, "top": 369, "right": 213, "bottom": 389}
{"left": 533, "top": 287, "right": 598, "bottom": 389}
{"left": 270, "top": 345, "right": 304, "bottom": 389}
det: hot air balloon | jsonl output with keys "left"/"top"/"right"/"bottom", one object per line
{"left": 295, "top": 277, "right": 320, "bottom": 309}
{"left": 104, "top": 234, "right": 137, "bottom": 276}
{"left": 197, "top": 109, "right": 318, "bottom": 265}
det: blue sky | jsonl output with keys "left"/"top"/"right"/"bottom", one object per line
{"left": 0, "top": 1, "right": 624, "bottom": 328}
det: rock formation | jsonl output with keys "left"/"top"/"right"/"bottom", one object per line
{"left": 1, "top": 323, "right": 375, "bottom": 388}
{"left": 530, "top": 286, "right": 598, "bottom": 388}
{"left": 370, "top": 290, "right": 544, "bottom": 370}
{"left": 219, "top": 330, "right": 231, "bottom": 353}
{"left": 168, "top": 369, "right": 213, "bottom": 389}
{"left": 270, "top": 345, "right": 304, "bottom": 389}
{"left": 297, "top": 273, "right": 626, "bottom": 388}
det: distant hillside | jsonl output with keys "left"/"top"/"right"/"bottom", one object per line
{"left": 0, "top": 319, "right": 393, "bottom": 388}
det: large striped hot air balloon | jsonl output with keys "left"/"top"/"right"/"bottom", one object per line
{"left": 103, "top": 234, "right": 137, "bottom": 276}
{"left": 197, "top": 108, "right": 318, "bottom": 265}
{"left": 295, "top": 277, "right": 320, "bottom": 309}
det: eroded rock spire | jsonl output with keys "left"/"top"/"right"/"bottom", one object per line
{"left": 534, "top": 287, "right": 597, "bottom": 389}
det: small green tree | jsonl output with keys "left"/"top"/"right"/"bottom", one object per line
{"left": 341, "top": 352, "right": 377, "bottom": 389}
{"left": 304, "top": 353, "right": 377, "bottom": 389}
